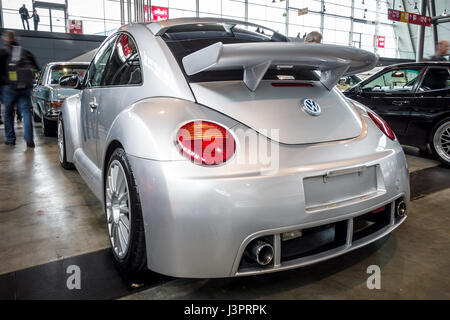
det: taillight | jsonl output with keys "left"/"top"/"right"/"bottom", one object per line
{"left": 176, "top": 120, "right": 236, "bottom": 165}
{"left": 368, "top": 112, "right": 395, "bottom": 140}
{"left": 50, "top": 100, "right": 64, "bottom": 108}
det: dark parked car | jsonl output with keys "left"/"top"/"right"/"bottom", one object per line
{"left": 345, "top": 62, "right": 450, "bottom": 166}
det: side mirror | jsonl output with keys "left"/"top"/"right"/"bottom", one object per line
{"left": 361, "top": 87, "right": 374, "bottom": 93}
{"left": 59, "top": 75, "right": 80, "bottom": 89}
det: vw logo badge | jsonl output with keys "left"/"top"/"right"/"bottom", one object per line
{"left": 301, "top": 99, "right": 321, "bottom": 116}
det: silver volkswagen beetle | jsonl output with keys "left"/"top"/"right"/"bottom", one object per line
{"left": 58, "top": 18, "right": 410, "bottom": 278}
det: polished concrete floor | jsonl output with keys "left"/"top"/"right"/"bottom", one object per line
{"left": 0, "top": 124, "right": 109, "bottom": 275}
{"left": 0, "top": 123, "right": 449, "bottom": 299}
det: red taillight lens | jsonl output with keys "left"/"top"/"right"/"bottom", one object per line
{"left": 176, "top": 120, "right": 236, "bottom": 165}
{"left": 368, "top": 112, "right": 395, "bottom": 140}
{"left": 50, "top": 100, "right": 64, "bottom": 108}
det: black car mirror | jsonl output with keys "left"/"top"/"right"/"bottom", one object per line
{"left": 59, "top": 75, "right": 80, "bottom": 89}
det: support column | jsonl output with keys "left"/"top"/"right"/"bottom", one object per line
{"left": 374, "top": 0, "right": 380, "bottom": 55}
{"left": 416, "top": 0, "right": 427, "bottom": 61}
{"left": 245, "top": 0, "right": 248, "bottom": 22}
{"left": 127, "top": 0, "right": 132, "bottom": 23}
{"left": 430, "top": 0, "right": 438, "bottom": 47}
{"left": 65, "top": 0, "right": 68, "bottom": 33}
{"left": 0, "top": 0, "right": 3, "bottom": 28}
{"left": 285, "top": 0, "right": 289, "bottom": 36}
{"left": 196, "top": 0, "right": 199, "bottom": 18}
{"left": 349, "top": 0, "right": 355, "bottom": 46}
{"left": 120, "top": 0, "right": 125, "bottom": 25}
{"left": 320, "top": 0, "right": 324, "bottom": 36}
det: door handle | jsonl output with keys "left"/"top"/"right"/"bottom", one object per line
{"left": 392, "top": 100, "right": 410, "bottom": 106}
{"left": 89, "top": 100, "right": 98, "bottom": 110}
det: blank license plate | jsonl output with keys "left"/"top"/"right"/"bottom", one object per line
{"left": 303, "top": 166, "right": 377, "bottom": 210}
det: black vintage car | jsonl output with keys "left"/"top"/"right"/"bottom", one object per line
{"left": 345, "top": 62, "right": 450, "bottom": 166}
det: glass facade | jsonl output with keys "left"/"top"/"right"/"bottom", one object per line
{"left": 1, "top": 0, "right": 404, "bottom": 58}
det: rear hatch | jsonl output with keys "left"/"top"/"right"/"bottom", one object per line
{"left": 189, "top": 80, "right": 362, "bottom": 144}
{"left": 161, "top": 23, "right": 370, "bottom": 145}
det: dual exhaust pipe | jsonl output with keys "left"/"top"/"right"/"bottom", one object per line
{"left": 246, "top": 240, "right": 274, "bottom": 266}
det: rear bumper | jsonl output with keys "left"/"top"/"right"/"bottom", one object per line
{"left": 128, "top": 145, "right": 409, "bottom": 278}
{"left": 234, "top": 198, "right": 406, "bottom": 276}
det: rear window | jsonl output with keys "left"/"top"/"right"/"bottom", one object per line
{"left": 162, "top": 23, "right": 319, "bottom": 83}
{"left": 49, "top": 65, "right": 88, "bottom": 85}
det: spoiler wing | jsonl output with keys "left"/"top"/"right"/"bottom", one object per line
{"left": 182, "top": 42, "right": 378, "bottom": 91}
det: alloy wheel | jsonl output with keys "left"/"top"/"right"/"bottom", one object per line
{"left": 434, "top": 121, "right": 450, "bottom": 163}
{"left": 106, "top": 160, "right": 131, "bottom": 259}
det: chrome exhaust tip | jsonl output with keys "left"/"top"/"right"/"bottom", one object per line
{"left": 396, "top": 200, "right": 407, "bottom": 217}
{"left": 248, "top": 241, "right": 274, "bottom": 266}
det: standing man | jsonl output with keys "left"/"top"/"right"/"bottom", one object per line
{"left": 31, "top": 10, "right": 40, "bottom": 31}
{"left": 0, "top": 30, "right": 39, "bottom": 148}
{"left": 428, "top": 40, "right": 449, "bottom": 61}
{"left": 19, "top": 4, "right": 30, "bottom": 31}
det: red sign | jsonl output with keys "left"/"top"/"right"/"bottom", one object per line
{"left": 374, "top": 35, "right": 385, "bottom": 48}
{"left": 68, "top": 20, "right": 83, "bottom": 34}
{"left": 144, "top": 5, "right": 169, "bottom": 22}
{"left": 120, "top": 34, "right": 132, "bottom": 56}
{"left": 388, "top": 9, "right": 431, "bottom": 26}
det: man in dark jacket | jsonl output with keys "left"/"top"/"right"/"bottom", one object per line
{"left": 31, "top": 10, "right": 40, "bottom": 31}
{"left": 19, "top": 4, "right": 30, "bottom": 31}
{"left": 0, "top": 30, "right": 39, "bottom": 148}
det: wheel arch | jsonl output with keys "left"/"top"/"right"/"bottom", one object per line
{"left": 102, "top": 140, "right": 124, "bottom": 193}
{"left": 60, "top": 94, "right": 82, "bottom": 163}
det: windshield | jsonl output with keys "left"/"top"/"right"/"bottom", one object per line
{"left": 162, "top": 23, "right": 319, "bottom": 83}
{"left": 49, "top": 65, "right": 88, "bottom": 85}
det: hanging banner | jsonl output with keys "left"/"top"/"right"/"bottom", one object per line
{"left": 297, "top": 8, "right": 308, "bottom": 16}
{"left": 68, "top": 20, "right": 83, "bottom": 34}
{"left": 145, "top": 5, "right": 169, "bottom": 22}
{"left": 387, "top": 9, "right": 431, "bottom": 26}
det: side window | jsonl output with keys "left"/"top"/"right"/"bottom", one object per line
{"left": 85, "top": 35, "right": 117, "bottom": 87}
{"left": 102, "top": 33, "right": 142, "bottom": 86}
{"left": 419, "top": 67, "right": 450, "bottom": 92}
{"left": 362, "top": 68, "right": 421, "bottom": 93}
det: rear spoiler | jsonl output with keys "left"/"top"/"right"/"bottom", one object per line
{"left": 182, "top": 42, "right": 378, "bottom": 91}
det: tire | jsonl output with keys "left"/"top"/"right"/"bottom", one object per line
{"left": 57, "top": 118, "right": 74, "bottom": 170}
{"left": 42, "top": 115, "right": 56, "bottom": 136}
{"left": 33, "top": 111, "right": 41, "bottom": 123}
{"left": 105, "top": 148, "right": 147, "bottom": 272}
{"left": 430, "top": 118, "right": 450, "bottom": 167}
